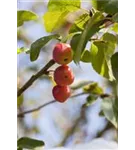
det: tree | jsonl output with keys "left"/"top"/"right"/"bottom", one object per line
{"left": 17, "top": 0, "right": 118, "bottom": 149}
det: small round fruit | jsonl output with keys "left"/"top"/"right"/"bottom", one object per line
{"left": 53, "top": 43, "right": 72, "bottom": 64}
{"left": 54, "top": 65, "right": 74, "bottom": 86}
{"left": 52, "top": 85, "right": 71, "bottom": 102}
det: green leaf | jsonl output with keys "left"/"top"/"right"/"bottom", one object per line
{"left": 90, "top": 41, "right": 115, "bottom": 80}
{"left": 43, "top": 0, "right": 81, "bottom": 32}
{"left": 17, "top": 10, "right": 38, "bottom": 27}
{"left": 75, "top": 13, "right": 90, "bottom": 29}
{"left": 17, "top": 148, "right": 22, "bottom": 150}
{"left": 17, "top": 47, "right": 24, "bottom": 54}
{"left": 30, "top": 34, "right": 60, "bottom": 61}
{"left": 73, "top": 12, "right": 104, "bottom": 64}
{"left": 102, "top": 33, "right": 118, "bottom": 45}
{"left": 48, "top": 0, "right": 80, "bottom": 11}
{"left": 17, "top": 95, "right": 24, "bottom": 107}
{"left": 113, "top": 96, "right": 118, "bottom": 122}
{"left": 62, "top": 32, "right": 79, "bottom": 43}
{"left": 111, "top": 23, "right": 118, "bottom": 33}
{"left": 112, "top": 13, "right": 118, "bottom": 22}
{"left": 83, "top": 82, "right": 103, "bottom": 95}
{"left": 111, "top": 52, "right": 118, "bottom": 80}
{"left": 70, "top": 33, "right": 81, "bottom": 53}
{"left": 81, "top": 50, "right": 91, "bottom": 62}
{"left": 69, "top": 24, "right": 82, "bottom": 34}
{"left": 17, "top": 137, "right": 44, "bottom": 149}
{"left": 69, "top": 13, "right": 90, "bottom": 33}
{"left": 99, "top": 110, "right": 104, "bottom": 116}
{"left": 43, "top": 11, "right": 69, "bottom": 32}
{"left": 92, "top": 0, "right": 118, "bottom": 15}
{"left": 101, "top": 97, "right": 118, "bottom": 128}
{"left": 84, "top": 95, "right": 98, "bottom": 107}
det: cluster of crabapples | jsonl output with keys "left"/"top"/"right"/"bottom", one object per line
{"left": 52, "top": 43, "right": 74, "bottom": 103}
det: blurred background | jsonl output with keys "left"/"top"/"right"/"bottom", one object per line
{"left": 17, "top": 0, "right": 117, "bottom": 148}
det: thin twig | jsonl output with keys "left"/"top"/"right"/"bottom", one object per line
{"left": 17, "top": 92, "right": 111, "bottom": 118}
{"left": 17, "top": 59, "right": 55, "bottom": 97}
{"left": 17, "top": 92, "right": 88, "bottom": 118}
{"left": 17, "top": 100, "right": 56, "bottom": 118}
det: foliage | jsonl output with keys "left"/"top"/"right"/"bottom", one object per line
{"left": 17, "top": 137, "right": 44, "bottom": 149}
{"left": 92, "top": 0, "right": 118, "bottom": 15}
{"left": 17, "top": 10, "right": 38, "bottom": 27}
{"left": 101, "top": 96, "right": 118, "bottom": 128}
{"left": 70, "top": 12, "right": 105, "bottom": 64}
{"left": 83, "top": 82, "right": 103, "bottom": 95}
{"left": 43, "top": 0, "right": 81, "bottom": 32}
{"left": 30, "top": 34, "right": 60, "bottom": 61}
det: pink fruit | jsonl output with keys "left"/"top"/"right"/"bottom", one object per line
{"left": 53, "top": 43, "right": 72, "bottom": 64}
{"left": 54, "top": 65, "right": 74, "bottom": 86}
{"left": 52, "top": 85, "right": 71, "bottom": 102}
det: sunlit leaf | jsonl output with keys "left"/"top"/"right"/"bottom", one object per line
{"left": 90, "top": 41, "right": 115, "bottom": 80}
{"left": 69, "top": 13, "right": 90, "bottom": 33}
{"left": 102, "top": 33, "right": 118, "bottom": 44}
{"left": 81, "top": 50, "right": 91, "bottom": 62}
{"left": 17, "top": 47, "right": 29, "bottom": 54}
{"left": 111, "top": 23, "right": 118, "bottom": 33}
{"left": 72, "top": 12, "right": 104, "bottom": 64}
{"left": 69, "top": 23, "right": 82, "bottom": 34}
{"left": 43, "top": 11, "right": 69, "bottom": 32}
{"left": 48, "top": 0, "right": 81, "bottom": 11}
{"left": 43, "top": 0, "right": 81, "bottom": 32}
{"left": 83, "top": 82, "right": 103, "bottom": 95}
{"left": 17, "top": 10, "right": 38, "bottom": 27}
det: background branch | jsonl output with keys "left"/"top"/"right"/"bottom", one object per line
{"left": 17, "top": 92, "right": 88, "bottom": 118}
{"left": 17, "top": 59, "right": 55, "bottom": 97}
{"left": 18, "top": 92, "right": 111, "bottom": 118}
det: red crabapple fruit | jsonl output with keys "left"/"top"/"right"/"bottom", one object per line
{"left": 54, "top": 65, "right": 74, "bottom": 86}
{"left": 53, "top": 43, "right": 72, "bottom": 64}
{"left": 52, "top": 85, "right": 71, "bottom": 102}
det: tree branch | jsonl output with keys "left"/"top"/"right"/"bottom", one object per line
{"left": 17, "top": 59, "right": 55, "bottom": 97}
{"left": 17, "top": 92, "right": 88, "bottom": 118}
